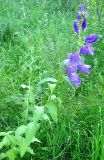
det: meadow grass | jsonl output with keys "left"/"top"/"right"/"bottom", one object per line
{"left": 0, "top": 0, "right": 104, "bottom": 159}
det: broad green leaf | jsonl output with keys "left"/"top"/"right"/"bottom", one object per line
{"left": 19, "top": 138, "right": 28, "bottom": 157}
{"left": 33, "top": 106, "right": 44, "bottom": 122}
{"left": 27, "top": 147, "right": 34, "bottom": 155}
{"left": 16, "top": 136, "right": 25, "bottom": 146}
{"left": 6, "top": 135, "right": 16, "bottom": 145}
{"left": 0, "top": 153, "right": 7, "bottom": 159}
{"left": 43, "top": 114, "right": 51, "bottom": 125}
{"left": 42, "top": 113, "right": 50, "bottom": 121}
{"left": 19, "top": 123, "right": 37, "bottom": 157}
{"left": 15, "top": 125, "right": 26, "bottom": 137}
{"left": 25, "top": 122, "right": 37, "bottom": 145}
{"left": 47, "top": 101, "right": 58, "bottom": 123}
{"left": 0, "top": 136, "right": 10, "bottom": 150}
{"left": 6, "top": 148, "right": 17, "bottom": 160}
{"left": 0, "top": 132, "right": 6, "bottom": 137}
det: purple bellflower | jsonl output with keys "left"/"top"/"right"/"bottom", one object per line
{"left": 80, "top": 43, "right": 94, "bottom": 55}
{"left": 64, "top": 4, "right": 98, "bottom": 88}
{"left": 66, "top": 66, "right": 77, "bottom": 74}
{"left": 78, "top": 64, "right": 91, "bottom": 74}
{"left": 73, "top": 21, "right": 79, "bottom": 33}
{"left": 68, "top": 52, "right": 83, "bottom": 65}
{"left": 82, "top": 19, "right": 87, "bottom": 30}
{"left": 69, "top": 72, "right": 81, "bottom": 87}
{"left": 85, "top": 34, "right": 99, "bottom": 43}
{"left": 65, "top": 52, "right": 83, "bottom": 87}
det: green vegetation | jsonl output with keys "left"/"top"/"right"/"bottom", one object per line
{"left": 0, "top": 0, "right": 104, "bottom": 159}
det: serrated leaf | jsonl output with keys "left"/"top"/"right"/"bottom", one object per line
{"left": 47, "top": 101, "right": 58, "bottom": 123}
{"left": 27, "top": 147, "right": 34, "bottom": 155}
{"left": 19, "top": 123, "right": 37, "bottom": 157}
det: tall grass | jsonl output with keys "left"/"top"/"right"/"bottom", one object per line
{"left": 0, "top": 0, "right": 104, "bottom": 159}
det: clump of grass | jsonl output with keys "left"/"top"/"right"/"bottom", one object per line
{"left": 0, "top": 22, "right": 13, "bottom": 42}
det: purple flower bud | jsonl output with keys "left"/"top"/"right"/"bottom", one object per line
{"left": 73, "top": 21, "right": 79, "bottom": 33}
{"left": 80, "top": 43, "right": 94, "bottom": 55}
{"left": 78, "top": 64, "right": 91, "bottom": 74}
{"left": 85, "top": 34, "right": 99, "bottom": 43}
{"left": 78, "top": 4, "right": 88, "bottom": 20}
{"left": 76, "top": 13, "right": 81, "bottom": 21}
{"left": 80, "top": 4, "right": 84, "bottom": 12}
{"left": 69, "top": 72, "right": 81, "bottom": 87}
{"left": 68, "top": 52, "right": 83, "bottom": 65}
{"left": 82, "top": 19, "right": 87, "bottom": 30}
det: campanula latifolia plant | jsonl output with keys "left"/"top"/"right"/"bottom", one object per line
{"left": 64, "top": 4, "right": 99, "bottom": 87}
{"left": 0, "top": 78, "right": 59, "bottom": 159}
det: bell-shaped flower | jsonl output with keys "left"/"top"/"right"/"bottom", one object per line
{"left": 66, "top": 65, "right": 77, "bottom": 75}
{"left": 68, "top": 52, "right": 83, "bottom": 65}
{"left": 78, "top": 64, "right": 91, "bottom": 74}
{"left": 69, "top": 72, "right": 81, "bottom": 87}
{"left": 80, "top": 43, "right": 94, "bottom": 55}
{"left": 85, "top": 34, "right": 99, "bottom": 43}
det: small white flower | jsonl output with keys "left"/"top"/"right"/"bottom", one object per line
{"left": 21, "top": 84, "right": 29, "bottom": 89}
